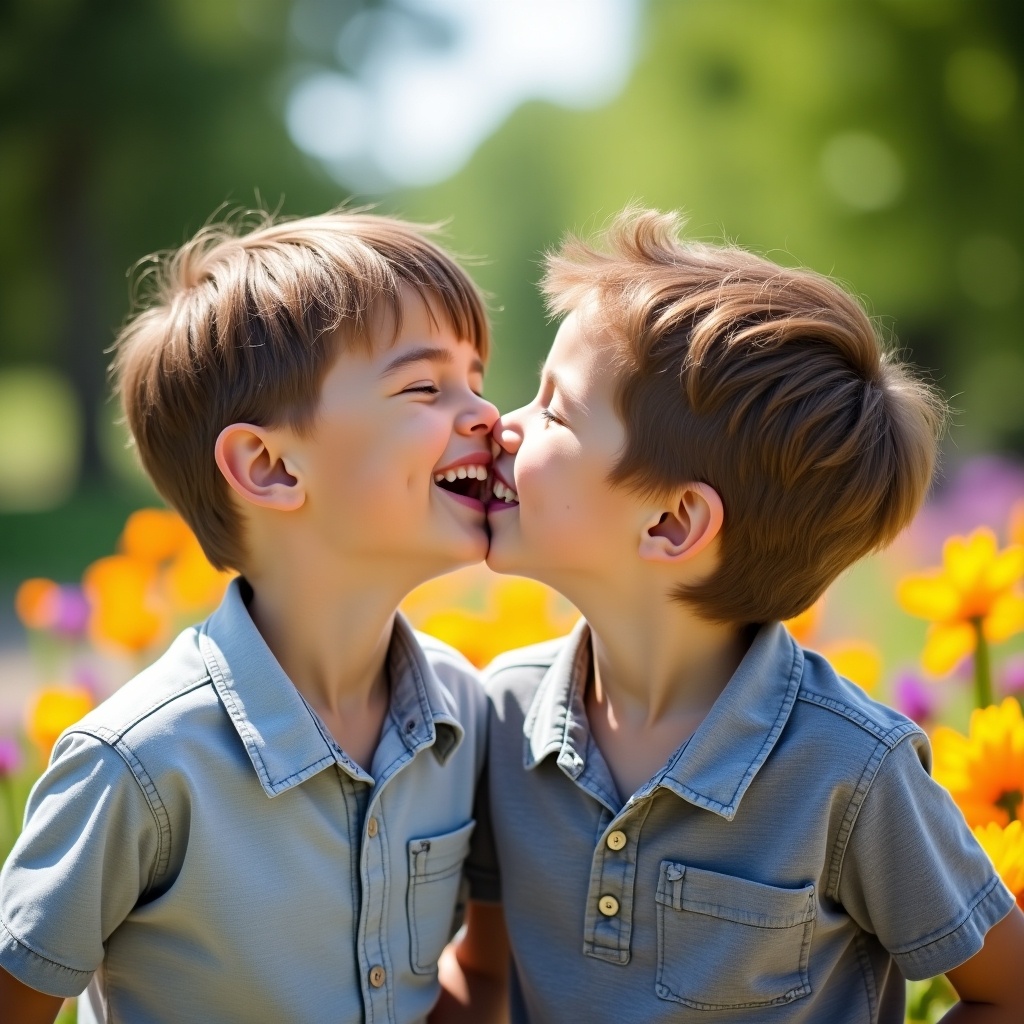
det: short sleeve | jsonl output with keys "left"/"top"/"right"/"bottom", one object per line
{"left": 0, "top": 731, "right": 162, "bottom": 997}
{"left": 837, "top": 731, "right": 1016, "bottom": 980}
{"left": 464, "top": 760, "right": 501, "bottom": 903}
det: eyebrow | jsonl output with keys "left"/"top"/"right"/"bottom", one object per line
{"left": 379, "top": 345, "right": 484, "bottom": 378}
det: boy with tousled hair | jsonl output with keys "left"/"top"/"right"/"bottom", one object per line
{"left": 1, "top": 211, "right": 501, "bottom": 1023}
{"left": 437, "top": 208, "right": 1024, "bottom": 1023}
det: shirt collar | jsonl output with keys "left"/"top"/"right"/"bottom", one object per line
{"left": 523, "top": 618, "right": 803, "bottom": 820}
{"left": 199, "top": 578, "right": 464, "bottom": 798}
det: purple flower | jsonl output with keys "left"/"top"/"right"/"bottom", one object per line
{"left": 0, "top": 737, "right": 22, "bottom": 777}
{"left": 52, "top": 586, "right": 90, "bottom": 638}
{"left": 1001, "top": 655, "right": 1024, "bottom": 696}
{"left": 892, "top": 673, "right": 938, "bottom": 724}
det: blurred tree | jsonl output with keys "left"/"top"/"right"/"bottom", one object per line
{"left": 394, "top": 0, "right": 1024, "bottom": 456}
{"left": 0, "top": 0, "right": 345, "bottom": 484}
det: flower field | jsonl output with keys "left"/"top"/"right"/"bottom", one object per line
{"left": 1, "top": 457, "right": 1022, "bottom": 1023}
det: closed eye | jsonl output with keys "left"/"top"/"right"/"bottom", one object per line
{"left": 541, "top": 407, "right": 564, "bottom": 425}
{"left": 403, "top": 384, "right": 440, "bottom": 395}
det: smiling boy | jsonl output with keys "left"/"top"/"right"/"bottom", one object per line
{"left": 0, "top": 212, "right": 499, "bottom": 1023}
{"left": 440, "top": 209, "right": 1024, "bottom": 1023}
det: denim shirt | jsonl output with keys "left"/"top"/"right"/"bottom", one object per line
{"left": 0, "top": 579, "right": 486, "bottom": 1024}
{"left": 470, "top": 619, "right": 1015, "bottom": 1024}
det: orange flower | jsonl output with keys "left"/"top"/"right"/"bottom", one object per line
{"left": 783, "top": 599, "right": 824, "bottom": 645}
{"left": 897, "top": 528, "right": 1024, "bottom": 676}
{"left": 973, "top": 820, "right": 1024, "bottom": 909}
{"left": 120, "top": 508, "right": 193, "bottom": 563}
{"left": 932, "top": 698, "right": 1024, "bottom": 829}
{"left": 83, "top": 555, "right": 165, "bottom": 653}
{"left": 163, "top": 533, "right": 232, "bottom": 613}
{"left": 25, "top": 685, "right": 94, "bottom": 757}
{"left": 14, "top": 578, "right": 61, "bottom": 630}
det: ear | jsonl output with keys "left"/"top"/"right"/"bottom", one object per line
{"left": 214, "top": 423, "right": 305, "bottom": 512}
{"left": 638, "top": 482, "right": 723, "bottom": 564}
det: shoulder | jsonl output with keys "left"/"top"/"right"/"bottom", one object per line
{"left": 412, "top": 629, "right": 487, "bottom": 716}
{"left": 793, "top": 647, "right": 925, "bottom": 755}
{"left": 68, "top": 626, "right": 218, "bottom": 752}
{"left": 484, "top": 635, "right": 570, "bottom": 718}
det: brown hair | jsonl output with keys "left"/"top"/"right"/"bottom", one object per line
{"left": 542, "top": 208, "right": 946, "bottom": 625}
{"left": 112, "top": 210, "right": 489, "bottom": 571}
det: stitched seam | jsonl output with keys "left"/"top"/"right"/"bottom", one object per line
{"left": 798, "top": 691, "right": 921, "bottom": 748}
{"left": 64, "top": 728, "right": 170, "bottom": 890}
{"left": 724, "top": 635, "right": 803, "bottom": 810}
{"left": 200, "top": 631, "right": 273, "bottom": 791}
{"left": 0, "top": 917, "right": 94, "bottom": 978}
{"left": 826, "top": 737, "right": 891, "bottom": 901}
{"left": 85, "top": 673, "right": 211, "bottom": 745}
{"left": 854, "top": 928, "right": 878, "bottom": 1019}
{"left": 891, "top": 875, "right": 1005, "bottom": 956}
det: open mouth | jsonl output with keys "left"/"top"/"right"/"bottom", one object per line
{"left": 433, "top": 463, "right": 491, "bottom": 508}
{"left": 488, "top": 470, "right": 519, "bottom": 512}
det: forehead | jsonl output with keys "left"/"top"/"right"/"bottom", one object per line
{"left": 365, "top": 285, "right": 487, "bottom": 361}
{"left": 545, "top": 307, "right": 621, "bottom": 394}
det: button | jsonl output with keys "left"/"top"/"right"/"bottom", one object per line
{"left": 367, "top": 817, "right": 379, "bottom": 838}
{"left": 369, "top": 965, "right": 386, "bottom": 988}
{"left": 598, "top": 894, "right": 620, "bottom": 917}
{"left": 606, "top": 830, "right": 627, "bottom": 851}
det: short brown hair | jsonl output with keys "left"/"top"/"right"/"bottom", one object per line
{"left": 542, "top": 208, "right": 946, "bottom": 625}
{"left": 112, "top": 210, "right": 489, "bottom": 572}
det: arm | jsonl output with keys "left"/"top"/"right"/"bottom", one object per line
{"left": 941, "top": 906, "right": 1024, "bottom": 1022}
{"left": 431, "top": 901, "right": 509, "bottom": 1024}
{"left": 0, "top": 965, "right": 64, "bottom": 1024}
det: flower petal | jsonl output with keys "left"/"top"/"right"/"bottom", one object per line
{"left": 944, "top": 529, "right": 998, "bottom": 594}
{"left": 982, "top": 545, "right": 1024, "bottom": 593}
{"left": 896, "top": 574, "right": 961, "bottom": 621}
{"left": 984, "top": 593, "right": 1024, "bottom": 644}
{"left": 921, "top": 621, "right": 976, "bottom": 677}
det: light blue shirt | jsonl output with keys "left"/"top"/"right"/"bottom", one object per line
{"left": 0, "top": 578, "right": 486, "bottom": 1023}
{"left": 470, "top": 619, "right": 1016, "bottom": 1024}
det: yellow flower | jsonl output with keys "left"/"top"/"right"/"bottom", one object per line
{"left": 407, "top": 571, "right": 578, "bottom": 668}
{"left": 83, "top": 555, "right": 165, "bottom": 653}
{"left": 897, "top": 528, "right": 1024, "bottom": 676}
{"left": 26, "top": 685, "right": 94, "bottom": 758}
{"left": 932, "top": 698, "right": 1024, "bottom": 828}
{"left": 818, "top": 641, "right": 883, "bottom": 694}
{"left": 973, "top": 820, "right": 1024, "bottom": 909}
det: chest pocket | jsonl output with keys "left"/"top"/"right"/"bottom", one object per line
{"left": 655, "top": 861, "right": 815, "bottom": 1011}
{"left": 406, "top": 820, "right": 475, "bottom": 974}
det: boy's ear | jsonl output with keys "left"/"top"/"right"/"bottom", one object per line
{"left": 638, "top": 482, "right": 723, "bottom": 564}
{"left": 214, "top": 423, "right": 305, "bottom": 511}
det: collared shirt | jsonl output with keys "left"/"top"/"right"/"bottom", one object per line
{"left": 0, "top": 579, "right": 486, "bottom": 1024}
{"left": 469, "top": 620, "right": 1015, "bottom": 1024}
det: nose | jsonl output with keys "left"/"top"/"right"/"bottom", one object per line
{"left": 491, "top": 407, "right": 525, "bottom": 454}
{"left": 458, "top": 392, "right": 500, "bottom": 435}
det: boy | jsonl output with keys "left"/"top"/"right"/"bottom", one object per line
{"left": 441, "top": 208, "right": 1024, "bottom": 1023}
{"left": 0, "top": 211, "right": 501, "bottom": 1023}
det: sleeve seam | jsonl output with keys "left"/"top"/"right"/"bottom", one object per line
{"left": 0, "top": 917, "right": 94, "bottom": 980}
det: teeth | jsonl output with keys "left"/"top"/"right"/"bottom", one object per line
{"left": 433, "top": 463, "right": 491, "bottom": 483}
{"left": 444, "top": 469, "right": 457, "bottom": 482}
{"left": 493, "top": 480, "right": 518, "bottom": 503}
{"left": 456, "top": 466, "right": 468, "bottom": 479}
{"left": 433, "top": 473, "right": 444, "bottom": 483}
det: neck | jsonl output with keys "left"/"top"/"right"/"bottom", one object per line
{"left": 579, "top": 587, "right": 749, "bottom": 727}
{"left": 243, "top": 553, "right": 414, "bottom": 719}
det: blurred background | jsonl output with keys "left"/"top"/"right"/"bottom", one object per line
{"left": 1, "top": 0, "right": 1022, "bottom": 648}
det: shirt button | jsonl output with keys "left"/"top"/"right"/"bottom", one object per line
{"left": 606, "top": 830, "right": 627, "bottom": 851}
{"left": 367, "top": 817, "right": 379, "bottom": 838}
{"left": 598, "top": 894, "right": 620, "bottom": 917}
{"left": 369, "top": 965, "right": 386, "bottom": 988}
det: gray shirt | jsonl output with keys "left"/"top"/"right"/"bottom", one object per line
{"left": 0, "top": 578, "right": 486, "bottom": 1024}
{"left": 470, "top": 620, "right": 1015, "bottom": 1024}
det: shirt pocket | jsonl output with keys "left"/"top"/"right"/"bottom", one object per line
{"left": 654, "top": 861, "right": 816, "bottom": 1011}
{"left": 406, "top": 819, "right": 476, "bottom": 975}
